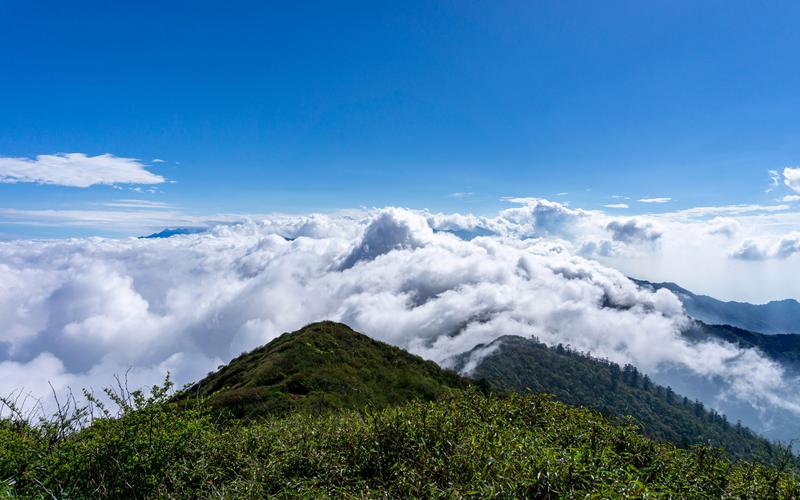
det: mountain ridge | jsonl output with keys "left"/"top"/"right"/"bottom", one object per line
{"left": 634, "top": 278, "right": 800, "bottom": 335}
{"left": 450, "top": 333, "right": 783, "bottom": 462}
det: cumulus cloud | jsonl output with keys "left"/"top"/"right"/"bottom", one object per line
{"left": 638, "top": 197, "right": 672, "bottom": 204}
{"left": 705, "top": 217, "right": 740, "bottom": 238}
{"left": 0, "top": 153, "right": 166, "bottom": 187}
{"left": 729, "top": 232, "right": 800, "bottom": 261}
{"left": 2, "top": 207, "right": 799, "bottom": 440}
{"left": 785, "top": 167, "right": 800, "bottom": 194}
{"left": 605, "top": 217, "right": 663, "bottom": 243}
{"left": 494, "top": 197, "right": 588, "bottom": 237}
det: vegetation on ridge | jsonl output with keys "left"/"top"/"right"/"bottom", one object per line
{"left": 176, "top": 321, "right": 468, "bottom": 419}
{"left": 453, "top": 334, "right": 783, "bottom": 463}
{"left": 2, "top": 382, "right": 799, "bottom": 498}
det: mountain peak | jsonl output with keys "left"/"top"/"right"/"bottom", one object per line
{"left": 178, "top": 321, "right": 467, "bottom": 418}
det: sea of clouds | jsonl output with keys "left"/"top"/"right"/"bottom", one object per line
{"left": 1, "top": 201, "right": 799, "bottom": 440}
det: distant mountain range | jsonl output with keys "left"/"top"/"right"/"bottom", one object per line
{"left": 140, "top": 227, "right": 207, "bottom": 239}
{"left": 633, "top": 279, "right": 800, "bottom": 335}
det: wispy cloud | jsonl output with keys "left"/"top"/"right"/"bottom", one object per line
{"left": 0, "top": 208, "right": 213, "bottom": 234}
{"left": 151, "top": 158, "right": 166, "bottom": 163}
{"left": 448, "top": 192, "right": 473, "bottom": 198}
{"left": 638, "top": 197, "right": 672, "bottom": 204}
{"left": 766, "top": 170, "right": 781, "bottom": 193}
{"left": 783, "top": 195, "right": 800, "bottom": 202}
{"left": 604, "top": 203, "right": 629, "bottom": 209}
{"left": 103, "top": 199, "right": 176, "bottom": 209}
{"left": 659, "top": 203, "right": 791, "bottom": 219}
{"left": 0, "top": 153, "right": 166, "bottom": 188}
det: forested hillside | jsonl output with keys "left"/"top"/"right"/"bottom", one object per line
{"left": 452, "top": 334, "right": 782, "bottom": 462}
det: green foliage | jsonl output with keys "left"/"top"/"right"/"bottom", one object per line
{"left": 2, "top": 389, "right": 799, "bottom": 498}
{"left": 2, "top": 321, "right": 798, "bottom": 497}
{"left": 176, "top": 321, "right": 468, "bottom": 419}
{"left": 454, "top": 335, "right": 784, "bottom": 463}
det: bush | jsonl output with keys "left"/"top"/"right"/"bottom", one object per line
{"left": 2, "top": 386, "right": 799, "bottom": 498}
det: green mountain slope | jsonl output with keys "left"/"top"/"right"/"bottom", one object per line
{"left": 451, "top": 335, "right": 782, "bottom": 463}
{"left": 178, "top": 321, "right": 468, "bottom": 418}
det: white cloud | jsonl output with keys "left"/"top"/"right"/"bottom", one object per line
{"left": 705, "top": 217, "right": 740, "bottom": 238}
{"left": 1, "top": 207, "right": 800, "bottom": 440}
{"left": 3, "top": 196, "right": 800, "bottom": 308}
{"left": 638, "top": 197, "right": 672, "bottom": 204}
{"left": 0, "top": 208, "right": 203, "bottom": 233}
{"left": 104, "top": 199, "right": 175, "bottom": 209}
{"left": 605, "top": 217, "right": 663, "bottom": 243}
{"left": 783, "top": 195, "right": 800, "bottom": 202}
{"left": 767, "top": 170, "right": 781, "bottom": 193}
{"left": 785, "top": 167, "right": 800, "bottom": 194}
{"left": 604, "top": 203, "right": 629, "bottom": 209}
{"left": 730, "top": 232, "right": 800, "bottom": 261}
{"left": 660, "top": 203, "right": 791, "bottom": 219}
{"left": 151, "top": 158, "right": 166, "bottom": 163}
{"left": 0, "top": 153, "right": 166, "bottom": 188}
{"left": 448, "top": 192, "right": 473, "bottom": 198}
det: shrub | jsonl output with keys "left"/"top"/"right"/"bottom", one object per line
{"left": 3, "top": 387, "right": 799, "bottom": 498}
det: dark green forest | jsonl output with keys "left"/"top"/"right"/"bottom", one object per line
{"left": 453, "top": 334, "right": 782, "bottom": 463}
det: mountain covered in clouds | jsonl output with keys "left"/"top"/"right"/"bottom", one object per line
{"left": 449, "top": 334, "right": 781, "bottom": 462}
{"left": 683, "top": 321, "right": 800, "bottom": 373}
{"left": 2, "top": 205, "right": 800, "bottom": 449}
{"left": 634, "top": 279, "right": 800, "bottom": 335}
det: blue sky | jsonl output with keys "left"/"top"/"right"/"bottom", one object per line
{"left": 1, "top": 0, "right": 799, "bottom": 237}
